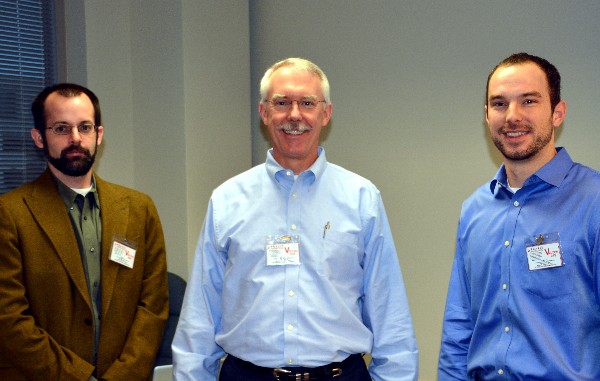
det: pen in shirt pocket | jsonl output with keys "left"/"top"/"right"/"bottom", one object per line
{"left": 323, "top": 221, "right": 330, "bottom": 238}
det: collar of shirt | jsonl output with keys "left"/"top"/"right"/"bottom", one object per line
{"left": 489, "top": 147, "right": 573, "bottom": 195}
{"left": 266, "top": 146, "right": 327, "bottom": 191}
{"left": 53, "top": 172, "right": 100, "bottom": 210}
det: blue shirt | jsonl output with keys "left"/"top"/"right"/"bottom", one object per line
{"left": 173, "top": 148, "right": 418, "bottom": 381}
{"left": 438, "top": 148, "right": 600, "bottom": 380}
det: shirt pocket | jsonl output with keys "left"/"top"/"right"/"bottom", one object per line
{"left": 317, "top": 230, "right": 362, "bottom": 278}
{"left": 518, "top": 240, "right": 574, "bottom": 298}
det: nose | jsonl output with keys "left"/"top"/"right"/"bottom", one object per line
{"left": 288, "top": 101, "right": 302, "bottom": 120}
{"left": 506, "top": 102, "right": 522, "bottom": 124}
{"left": 68, "top": 127, "right": 82, "bottom": 143}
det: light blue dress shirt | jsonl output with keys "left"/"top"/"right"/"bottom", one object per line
{"left": 173, "top": 148, "right": 418, "bottom": 381}
{"left": 439, "top": 148, "right": 600, "bottom": 380}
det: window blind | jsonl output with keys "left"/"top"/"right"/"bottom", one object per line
{"left": 0, "top": 0, "right": 56, "bottom": 194}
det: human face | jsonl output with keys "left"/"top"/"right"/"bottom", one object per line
{"left": 486, "top": 62, "right": 565, "bottom": 167}
{"left": 259, "top": 67, "right": 332, "bottom": 174}
{"left": 31, "top": 92, "right": 103, "bottom": 181}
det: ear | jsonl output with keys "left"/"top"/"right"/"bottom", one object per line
{"left": 321, "top": 103, "right": 333, "bottom": 126}
{"left": 259, "top": 101, "right": 269, "bottom": 125}
{"left": 484, "top": 105, "right": 489, "bottom": 125}
{"left": 552, "top": 100, "right": 567, "bottom": 128}
{"left": 96, "top": 125, "right": 104, "bottom": 146}
{"left": 31, "top": 128, "right": 44, "bottom": 149}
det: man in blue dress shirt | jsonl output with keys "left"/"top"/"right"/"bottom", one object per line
{"left": 173, "top": 58, "right": 419, "bottom": 380}
{"left": 438, "top": 53, "right": 600, "bottom": 380}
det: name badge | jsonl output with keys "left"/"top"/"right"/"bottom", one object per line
{"left": 525, "top": 232, "right": 563, "bottom": 271}
{"left": 265, "top": 235, "right": 300, "bottom": 266}
{"left": 109, "top": 236, "right": 137, "bottom": 268}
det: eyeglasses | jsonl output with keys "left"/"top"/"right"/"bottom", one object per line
{"left": 265, "top": 98, "right": 326, "bottom": 112}
{"left": 46, "top": 122, "right": 96, "bottom": 135}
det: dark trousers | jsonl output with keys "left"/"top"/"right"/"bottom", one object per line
{"left": 219, "top": 354, "right": 371, "bottom": 381}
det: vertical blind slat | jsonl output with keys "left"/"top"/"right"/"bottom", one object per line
{"left": 0, "top": 0, "right": 56, "bottom": 194}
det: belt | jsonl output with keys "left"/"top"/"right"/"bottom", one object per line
{"left": 229, "top": 353, "right": 363, "bottom": 380}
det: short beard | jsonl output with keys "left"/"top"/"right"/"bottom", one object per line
{"left": 492, "top": 122, "right": 553, "bottom": 161}
{"left": 44, "top": 143, "right": 96, "bottom": 177}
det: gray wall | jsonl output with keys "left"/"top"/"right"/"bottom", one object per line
{"left": 61, "top": 1, "right": 600, "bottom": 380}
{"left": 61, "top": 0, "right": 252, "bottom": 276}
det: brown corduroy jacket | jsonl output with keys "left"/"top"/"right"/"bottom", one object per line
{"left": 0, "top": 170, "right": 168, "bottom": 380}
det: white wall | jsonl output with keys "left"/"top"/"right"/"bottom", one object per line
{"left": 64, "top": 1, "right": 600, "bottom": 380}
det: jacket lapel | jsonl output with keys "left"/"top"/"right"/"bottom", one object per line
{"left": 96, "top": 176, "right": 130, "bottom": 317}
{"left": 24, "top": 171, "right": 91, "bottom": 308}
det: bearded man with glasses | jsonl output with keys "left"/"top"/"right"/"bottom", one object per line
{"left": 0, "top": 83, "right": 169, "bottom": 381}
{"left": 173, "top": 58, "right": 418, "bottom": 381}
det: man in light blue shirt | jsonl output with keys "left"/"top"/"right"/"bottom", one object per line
{"left": 438, "top": 53, "right": 600, "bottom": 380}
{"left": 173, "top": 58, "right": 418, "bottom": 381}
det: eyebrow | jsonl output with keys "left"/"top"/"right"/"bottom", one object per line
{"left": 50, "top": 120, "right": 94, "bottom": 125}
{"left": 488, "top": 91, "right": 544, "bottom": 103}
{"left": 271, "top": 94, "right": 318, "bottom": 99}
{"left": 520, "top": 91, "right": 543, "bottom": 98}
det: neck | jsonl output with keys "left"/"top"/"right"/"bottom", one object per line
{"left": 504, "top": 149, "right": 557, "bottom": 188}
{"left": 504, "top": 166, "right": 529, "bottom": 189}
{"left": 273, "top": 153, "right": 318, "bottom": 175}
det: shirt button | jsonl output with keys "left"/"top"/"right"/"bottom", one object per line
{"left": 288, "top": 290, "right": 295, "bottom": 297}
{"left": 287, "top": 324, "right": 294, "bottom": 331}
{"left": 505, "top": 326, "right": 510, "bottom": 332}
{"left": 513, "top": 201, "right": 520, "bottom": 207}
{"left": 90, "top": 247, "right": 95, "bottom": 252}
{"left": 291, "top": 224, "right": 297, "bottom": 230}
{"left": 504, "top": 240, "right": 510, "bottom": 247}
{"left": 498, "top": 369, "right": 504, "bottom": 375}
{"left": 292, "top": 193, "right": 297, "bottom": 199}
{"left": 288, "top": 359, "right": 293, "bottom": 364}
{"left": 286, "top": 171, "right": 292, "bottom": 176}
{"left": 502, "top": 283, "right": 507, "bottom": 290}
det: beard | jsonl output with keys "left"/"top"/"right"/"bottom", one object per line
{"left": 491, "top": 121, "right": 553, "bottom": 161}
{"left": 44, "top": 143, "right": 96, "bottom": 177}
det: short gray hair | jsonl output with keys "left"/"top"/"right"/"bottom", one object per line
{"left": 259, "top": 58, "right": 331, "bottom": 105}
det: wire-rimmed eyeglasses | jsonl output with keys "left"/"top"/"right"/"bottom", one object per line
{"left": 46, "top": 123, "right": 96, "bottom": 135}
{"left": 265, "top": 98, "right": 326, "bottom": 112}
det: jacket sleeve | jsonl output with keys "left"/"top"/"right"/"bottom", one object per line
{"left": 438, "top": 227, "right": 473, "bottom": 381}
{"left": 100, "top": 196, "right": 169, "bottom": 380}
{"left": 0, "top": 200, "right": 95, "bottom": 380}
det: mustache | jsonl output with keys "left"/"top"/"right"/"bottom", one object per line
{"left": 276, "top": 123, "right": 312, "bottom": 133}
{"left": 62, "top": 145, "right": 90, "bottom": 156}
{"left": 499, "top": 122, "right": 531, "bottom": 133}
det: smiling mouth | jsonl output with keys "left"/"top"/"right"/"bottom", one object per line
{"left": 505, "top": 131, "right": 528, "bottom": 137}
{"left": 278, "top": 123, "right": 312, "bottom": 135}
{"left": 283, "top": 130, "right": 306, "bottom": 135}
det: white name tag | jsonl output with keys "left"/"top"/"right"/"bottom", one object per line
{"left": 109, "top": 239, "right": 137, "bottom": 268}
{"left": 266, "top": 242, "right": 300, "bottom": 266}
{"left": 526, "top": 242, "right": 563, "bottom": 271}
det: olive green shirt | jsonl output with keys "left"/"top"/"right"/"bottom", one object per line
{"left": 55, "top": 175, "right": 102, "bottom": 366}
